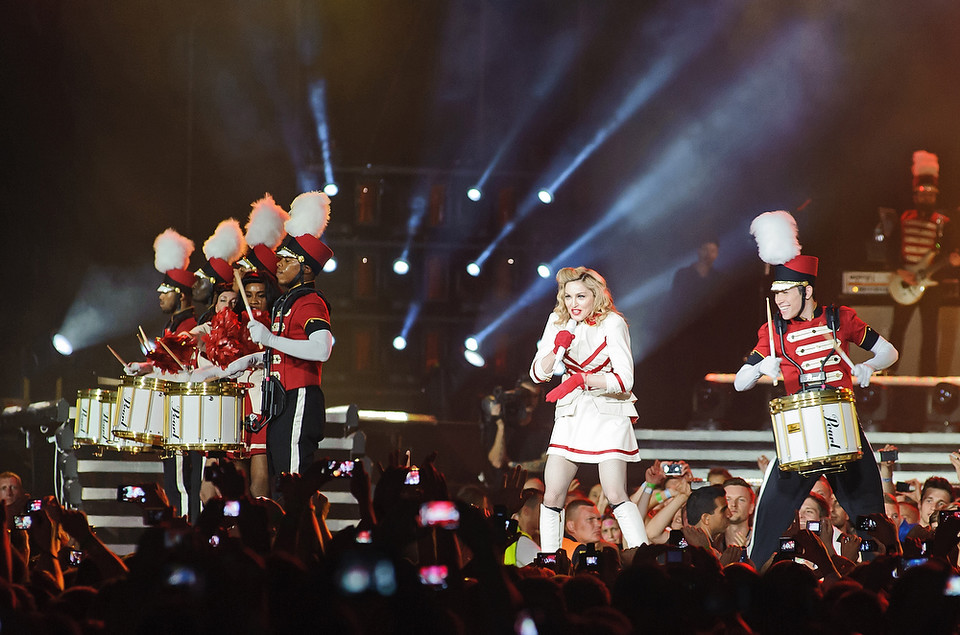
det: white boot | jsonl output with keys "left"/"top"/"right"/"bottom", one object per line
{"left": 613, "top": 501, "right": 649, "bottom": 548}
{"left": 539, "top": 504, "right": 564, "bottom": 553}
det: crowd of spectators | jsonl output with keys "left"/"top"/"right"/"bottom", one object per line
{"left": 2, "top": 446, "right": 960, "bottom": 634}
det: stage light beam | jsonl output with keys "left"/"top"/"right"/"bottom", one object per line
{"left": 393, "top": 258, "right": 410, "bottom": 275}
{"left": 52, "top": 334, "right": 73, "bottom": 356}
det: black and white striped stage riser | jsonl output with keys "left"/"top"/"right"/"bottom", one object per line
{"left": 634, "top": 428, "right": 960, "bottom": 488}
{"left": 76, "top": 423, "right": 364, "bottom": 556}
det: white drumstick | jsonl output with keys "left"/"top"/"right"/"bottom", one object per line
{"left": 552, "top": 319, "right": 576, "bottom": 376}
{"left": 822, "top": 334, "right": 855, "bottom": 369}
{"left": 766, "top": 299, "right": 778, "bottom": 387}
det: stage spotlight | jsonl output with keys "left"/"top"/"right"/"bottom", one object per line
{"left": 537, "top": 189, "right": 553, "bottom": 204}
{"left": 856, "top": 385, "right": 888, "bottom": 429}
{"left": 467, "top": 187, "right": 482, "bottom": 202}
{"left": 926, "top": 382, "right": 960, "bottom": 426}
{"left": 52, "top": 334, "right": 73, "bottom": 356}
{"left": 466, "top": 262, "right": 481, "bottom": 277}
{"left": 393, "top": 258, "right": 410, "bottom": 275}
{"left": 537, "top": 264, "right": 551, "bottom": 279}
{"left": 464, "top": 350, "right": 485, "bottom": 367}
{"left": 392, "top": 336, "right": 407, "bottom": 351}
{"left": 323, "top": 182, "right": 339, "bottom": 197}
{"left": 323, "top": 257, "right": 338, "bottom": 273}
{"left": 464, "top": 336, "right": 479, "bottom": 352}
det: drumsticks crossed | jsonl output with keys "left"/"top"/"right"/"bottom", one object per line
{"left": 109, "top": 325, "right": 188, "bottom": 371}
{"left": 110, "top": 273, "right": 256, "bottom": 374}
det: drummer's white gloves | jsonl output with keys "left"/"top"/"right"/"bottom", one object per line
{"left": 850, "top": 336, "right": 898, "bottom": 387}
{"left": 247, "top": 317, "right": 333, "bottom": 363}
{"left": 734, "top": 355, "right": 780, "bottom": 392}
{"left": 247, "top": 320, "right": 275, "bottom": 347}
{"left": 851, "top": 363, "right": 875, "bottom": 388}
{"left": 758, "top": 355, "right": 781, "bottom": 380}
{"left": 123, "top": 362, "right": 152, "bottom": 376}
{"left": 189, "top": 365, "right": 226, "bottom": 383}
{"left": 224, "top": 352, "right": 264, "bottom": 377}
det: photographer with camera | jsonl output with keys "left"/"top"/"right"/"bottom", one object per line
{"left": 530, "top": 267, "right": 648, "bottom": 555}
{"left": 481, "top": 379, "right": 547, "bottom": 477}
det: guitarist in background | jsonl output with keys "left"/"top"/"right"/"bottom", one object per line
{"left": 887, "top": 150, "right": 960, "bottom": 376}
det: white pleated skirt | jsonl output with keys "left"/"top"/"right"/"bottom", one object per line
{"left": 546, "top": 397, "right": 640, "bottom": 463}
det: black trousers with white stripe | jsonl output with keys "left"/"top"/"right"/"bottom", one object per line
{"left": 162, "top": 450, "right": 203, "bottom": 522}
{"left": 266, "top": 385, "right": 325, "bottom": 483}
{"left": 748, "top": 425, "right": 884, "bottom": 567}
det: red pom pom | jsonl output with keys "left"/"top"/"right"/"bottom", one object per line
{"left": 202, "top": 308, "right": 270, "bottom": 368}
{"left": 146, "top": 331, "right": 198, "bottom": 373}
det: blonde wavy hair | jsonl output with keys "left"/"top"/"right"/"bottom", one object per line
{"left": 553, "top": 267, "right": 619, "bottom": 325}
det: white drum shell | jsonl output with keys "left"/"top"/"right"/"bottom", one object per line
{"left": 166, "top": 382, "right": 244, "bottom": 451}
{"left": 75, "top": 389, "right": 114, "bottom": 446}
{"left": 112, "top": 377, "right": 170, "bottom": 447}
{"left": 769, "top": 388, "right": 862, "bottom": 472}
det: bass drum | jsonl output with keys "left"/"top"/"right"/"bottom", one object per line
{"left": 768, "top": 388, "right": 862, "bottom": 474}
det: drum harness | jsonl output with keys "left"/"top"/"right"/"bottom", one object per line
{"left": 775, "top": 305, "right": 842, "bottom": 393}
{"left": 773, "top": 305, "right": 854, "bottom": 477}
{"left": 247, "top": 284, "right": 330, "bottom": 433}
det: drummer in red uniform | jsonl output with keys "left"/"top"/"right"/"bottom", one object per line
{"left": 244, "top": 191, "right": 334, "bottom": 482}
{"left": 734, "top": 211, "right": 899, "bottom": 567}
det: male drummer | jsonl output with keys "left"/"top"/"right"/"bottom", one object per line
{"left": 239, "top": 191, "right": 334, "bottom": 483}
{"left": 734, "top": 211, "right": 899, "bottom": 567}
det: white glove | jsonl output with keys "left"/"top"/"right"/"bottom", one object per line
{"left": 224, "top": 352, "right": 263, "bottom": 378}
{"left": 189, "top": 365, "right": 226, "bottom": 383}
{"left": 247, "top": 319, "right": 274, "bottom": 347}
{"left": 851, "top": 363, "right": 875, "bottom": 388}
{"left": 757, "top": 355, "right": 781, "bottom": 380}
{"left": 123, "top": 362, "right": 151, "bottom": 376}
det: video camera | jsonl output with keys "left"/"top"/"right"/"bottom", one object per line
{"left": 482, "top": 380, "right": 537, "bottom": 427}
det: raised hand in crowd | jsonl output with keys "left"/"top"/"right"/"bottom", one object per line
{"left": 0, "top": 501, "right": 11, "bottom": 583}
{"left": 491, "top": 464, "right": 527, "bottom": 515}
{"left": 29, "top": 500, "right": 64, "bottom": 590}
{"left": 60, "top": 506, "right": 128, "bottom": 580}
{"left": 950, "top": 448, "right": 960, "bottom": 483}
{"left": 418, "top": 451, "right": 449, "bottom": 503}
{"left": 878, "top": 443, "right": 898, "bottom": 497}
{"left": 756, "top": 454, "right": 770, "bottom": 474}
{"left": 349, "top": 458, "right": 376, "bottom": 529}
{"left": 926, "top": 511, "right": 960, "bottom": 563}
{"left": 857, "top": 511, "right": 901, "bottom": 556}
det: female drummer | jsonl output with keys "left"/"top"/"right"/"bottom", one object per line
{"left": 530, "top": 267, "right": 649, "bottom": 553}
{"left": 734, "top": 211, "right": 899, "bottom": 568}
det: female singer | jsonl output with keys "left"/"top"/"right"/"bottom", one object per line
{"left": 530, "top": 267, "right": 648, "bottom": 552}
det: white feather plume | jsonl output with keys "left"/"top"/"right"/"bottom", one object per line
{"left": 749, "top": 211, "right": 801, "bottom": 265}
{"left": 285, "top": 191, "right": 331, "bottom": 238}
{"left": 153, "top": 228, "right": 194, "bottom": 274}
{"left": 202, "top": 218, "right": 246, "bottom": 263}
{"left": 245, "top": 194, "right": 289, "bottom": 248}
{"left": 912, "top": 150, "right": 939, "bottom": 177}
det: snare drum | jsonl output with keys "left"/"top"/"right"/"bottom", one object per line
{"left": 112, "top": 376, "right": 170, "bottom": 447}
{"left": 768, "top": 388, "right": 862, "bottom": 473}
{"left": 75, "top": 389, "right": 114, "bottom": 446}
{"left": 165, "top": 381, "right": 245, "bottom": 452}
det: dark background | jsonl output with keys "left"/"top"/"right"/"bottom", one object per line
{"left": 3, "top": 0, "right": 960, "bottom": 431}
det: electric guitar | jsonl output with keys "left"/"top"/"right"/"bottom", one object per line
{"left": 888, "top": 250, "right": 948, "bottom": 305}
